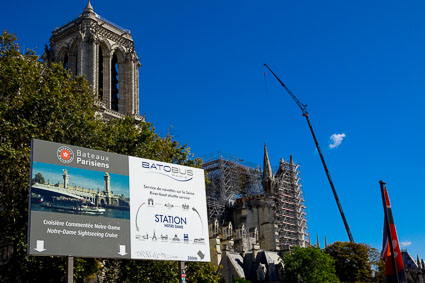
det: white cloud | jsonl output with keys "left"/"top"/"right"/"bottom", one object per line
{"left": 400, "top": 241, "right": 412, "bottom": 247}
{"left": 329, "top": 133, "right": 346, "bottom": 149}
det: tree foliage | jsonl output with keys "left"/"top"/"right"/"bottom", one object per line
{"left": 185, "top": 262, "right": 220, "bottom": 283}
{"left": 282, "top": 247, "right": 339, "bottom": 283}
{"left": 324, "top": 241, "right": 378, "bottom": 282}
{"left": 0, "top": 30, "right": 216, "bottom": 282}
{"left": 33, "top": 172, "right": 45, "bottom": 184}
{"left": 100, "top": 259, "right": 179, "bottom": 283}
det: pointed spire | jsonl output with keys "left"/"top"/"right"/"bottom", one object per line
{"left": 417, "top": 254, "right": 421, "bottom": 268}
{"left": 316, "top": 234, "right": 320, "bottom": 249}
{"left": 262, "top": 144, "right": 275, "bottom": 198}
{"left": 263, "top": 144, "right": 273, "bottom": 180}
{"left": 84, "top": 0, "right": 94, "bottom": 13}
{"left": 324, "top": 235, "right": 327, "bottom": 248}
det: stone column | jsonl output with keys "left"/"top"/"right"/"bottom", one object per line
{"left": 76, "top": 43, "right": 82, "bottom": 76}
{"left": 116, "top": 60, "right": 123, "bottom": 113}
{"left": 127, "top": 59, "right": 135, "bottom": 115}
{"left": 103, "top": 54, "right": 111, "bottom": 109}
{"left": 104, "top": 172, "right": 111, "bottom": 204}
{"left": 84, "top": 39, "right": 96, "bottom": 92}
{"left": 135, "top": 62, "right": 140, "bottom": 115}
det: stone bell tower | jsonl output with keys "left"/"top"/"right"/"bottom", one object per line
{"left": 44, "top": 1, "right": 143, "bottom": 121}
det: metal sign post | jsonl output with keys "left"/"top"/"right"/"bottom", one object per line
{"left": 179, "top": 261, "right": 186, "bottom": 283}
{"left": 67, "top": 256, "right": 74, "bottom": 283}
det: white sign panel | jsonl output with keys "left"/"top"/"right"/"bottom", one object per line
{"left": 129, "top": 157, "right": 210, "bottom": 262}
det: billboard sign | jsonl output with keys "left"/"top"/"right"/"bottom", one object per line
{"left": 28, "top": 139, "right": 210, "bottom": 262}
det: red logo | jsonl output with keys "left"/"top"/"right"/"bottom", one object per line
{"left": 57, "top": 146, "right": 74, "bottom": 164}
{"left": 60, "top": 150, "right": 71, "bottom": 160}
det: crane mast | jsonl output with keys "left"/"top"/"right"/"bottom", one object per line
{"left": 264, "top": 63, "right": 354, "bottom": 243}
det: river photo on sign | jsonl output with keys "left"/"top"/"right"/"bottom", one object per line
{"left": 31, "top": 162, "right": 130, "bottom": 219}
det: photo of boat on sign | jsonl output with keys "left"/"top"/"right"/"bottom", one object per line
{"left": 31, "top": 162, "right": 130, "bottom": 219}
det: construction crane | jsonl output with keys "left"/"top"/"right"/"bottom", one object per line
{"left": 264, "top": 63, "right": 354, "bottom": 243}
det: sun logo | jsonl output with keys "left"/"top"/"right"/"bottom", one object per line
{"left": 57, "top": 146, "right": 74, "bottom": 164}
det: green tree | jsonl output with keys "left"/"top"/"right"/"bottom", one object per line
{"left": 185, "top": 262, "right": 220, "bottom": 283}
{"left": 1, "top": 30, "right": 100, "bottom": 282}
{"left": 32, "top": 172, "right": 45, "bottom": 184}
{"left": 325, "top": 241, "right": 376, "bottom": 282}
{"left": 100, "top": 259, "right": 179, "bottom": 283}
{"left": 282, "top": 246, "right": 339, "bottom": 283}
{"left": 0, "top": 30, "right": 213, "bottom": 282}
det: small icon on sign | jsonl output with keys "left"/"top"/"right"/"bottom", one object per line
{"left": 161, "top": 234, "right": 168, "bottom": 241}
{"left": 148, "top": 198, "right": 154, "bottom": 206}
{"left": 118, "top": 245, "right": 127, "bottom": 256}
{"left": 184, "top": 234, "right": 189, "bottom": 243}
{"left": 172, "top": 234, "right": 180, "bottom": 242}
{"left": 197, "top": 250, "right": 205, "bottom": 260}
{"left": 194, "top": 238, "right": 205, "bottom": 244}
{"left": 57, "top": 146, "right": 74, "bottom": 164}
{"left": 34, "top": 240, "right": 46, "bottom": 252}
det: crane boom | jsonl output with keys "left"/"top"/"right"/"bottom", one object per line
{"left": 264, "top": 63, "right": 354, "bottom": 243}
{"left": 264, "top": 64, "right": 307, "bottom": 114}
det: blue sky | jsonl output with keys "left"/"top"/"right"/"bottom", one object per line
{"left": 4, "top": 0, "right": 425, "bottom": 259}
{"left": 32, "top": 162, "right": 129, "bottom": 197}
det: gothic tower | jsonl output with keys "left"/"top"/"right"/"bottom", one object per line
{"left": 44, "top": 1, "right": 143, "bottom": 121}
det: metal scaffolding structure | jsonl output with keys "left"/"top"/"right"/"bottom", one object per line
{"left": 274, "top": 156, "right": 308, "bottom": 248}
{"left": 203, "top": 150, "right": 308, "bottom": 249}
{"left": 203, "top": 153, "right": 262, "bottom": 221}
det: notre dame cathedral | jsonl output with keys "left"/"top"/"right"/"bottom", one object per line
{"left": 42, "top": 2, "right": 310, "bottom": 282}
{"left": 43, "top": 1, "right": 143, "bottom": 121}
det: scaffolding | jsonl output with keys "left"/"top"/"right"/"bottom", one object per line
{"left": 202, "top": 151, "right": 309, "bottom": 250}
{"left": 274, "top": 157, "right": 308, "bottom": 249}
{"left": 202, "top": 152, "right": 262, "bottom": 221}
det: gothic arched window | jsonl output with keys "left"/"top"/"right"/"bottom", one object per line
{"left": 111, "top": 53, "right": 119, "bottom": 111}
{"left": 69, "top": 41, "right": 79, "bottom": 76}
{"left": 63, "top": 53, "right": 69, "bottom": 70}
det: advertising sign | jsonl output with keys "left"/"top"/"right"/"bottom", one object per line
{"left": 28, "top": 139, "right": 210, "bottom": 262}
